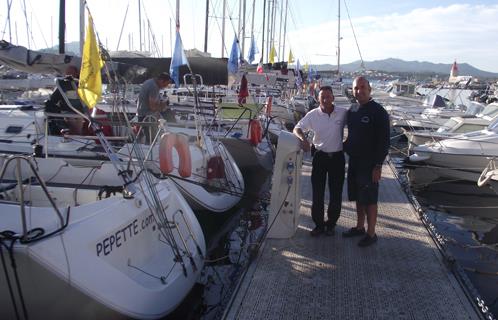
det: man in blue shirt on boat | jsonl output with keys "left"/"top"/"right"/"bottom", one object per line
{"left": 136, "top": 72, "right": 171, "bottom": 142}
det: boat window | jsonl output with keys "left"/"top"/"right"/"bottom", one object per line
{"left": 465, "top": 102, "right": 484, "bottom": 116}
{"left": 5, "top": 126, "right": 23, "bottom": 134}
{"left": 487, "top": 118, "right": 498, "bottom": 132}
{"left": 437, "top": 119, "right": 458, "bottom": 133}
{"left": 454, "top": 124, "right": 486, "bottom": 133}
{"left": 478, "top": 104, "right": 498, "bottom": 117}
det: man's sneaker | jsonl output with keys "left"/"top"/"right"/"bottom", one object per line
{"left": 310, "top": 226, "right": 324, "bottom": 237}
{"left": 325, "top": 226, "right": 335, "bottom": 236}
{"left": 342, "top": 227, "right": 366, "bottom": 238}
{"left": 324, "top": 221, "right": 335, "bottom": 236}
{"left": 358, "top": 234, "right": 378, "bottom": 247}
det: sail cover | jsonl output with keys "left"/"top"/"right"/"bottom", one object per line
{"left": 0, "top": 40, "right": 81, "bottom": 75}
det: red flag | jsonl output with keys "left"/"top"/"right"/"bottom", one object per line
{"left": 257, "top": 62, "right": 263, "bottom": 73}
{"left": 238, "top": 75, "right": 249, "bottom": 104}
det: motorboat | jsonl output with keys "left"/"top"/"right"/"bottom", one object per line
{"left": 403, "top": 102, "right": 493, "bottom": 150}
{"left": 409, "top": 118, "right": 498, "bottom": 182}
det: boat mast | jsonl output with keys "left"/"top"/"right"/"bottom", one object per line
{"left": 204, "top": 0, "right": 208, "bottom": 53}
{"left": 278, "top": 0, "right": 283, "bottom": 59}
{"left": 175, "top": 0, "right": 180, "bottom": 30}
{"left": 79, "top": 0, "right": 84, "bottom": 55}
{"left": 58, "top": 0, "right": 65, "bottom": 54}
{"left": 282, "top": 0, "right": 288, "bottom": 61}
{"left": 241, "top": 0, "right": 246, "bottom": 57}
{"left": 261, "top": 0, "right": 266, "bottom": 62}
{"left": 221, "top": 0, "right": 226, "bottom": 57}
{"left": 337, "top": 0, "right": 340, "bottom": 77}
{"left": 250, "top": 0, "right": 255, "bottom": 43}
{"left": 138, "top": 0, "right": 142, "bottom": 51}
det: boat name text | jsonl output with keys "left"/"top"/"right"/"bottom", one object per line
{"left": 96, "top": 214, "right": 155, "bottom": 256}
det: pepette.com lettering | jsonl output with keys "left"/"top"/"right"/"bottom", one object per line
{"left": 96, "top": 214, "right": 155, "bottom": 257}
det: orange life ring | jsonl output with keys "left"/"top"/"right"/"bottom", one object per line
{"left": 159, "top": 133, "right": 192, "bottom": 178}
{"left": 248, "top": 119, "right": 262, "bottom": 146}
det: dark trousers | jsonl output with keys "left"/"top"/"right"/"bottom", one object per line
{"left": 311, "top": 150, "right": 345, "bottom": 228}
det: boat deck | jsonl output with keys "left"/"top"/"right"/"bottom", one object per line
{"left": 224, "top": 158, "right": 480, "bottom": 319}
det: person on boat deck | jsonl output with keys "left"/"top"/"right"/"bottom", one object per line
{"left": 136, "top": 72, "right": 172, "bottom": 121}
{"left": 342, "top": 76, "right": 390, "bottom": 247}
{"left": 136, "top": 72, "right": 173, "bottom": 142}
{"left": 293, "top": 86, "right": 347, "bottom": 237}
{"left": 44, "top": 65, "right": 85, "bottom": 135}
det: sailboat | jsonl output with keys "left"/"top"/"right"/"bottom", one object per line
{"left": 0, "top": 154, "right": 205, "bottom": 319}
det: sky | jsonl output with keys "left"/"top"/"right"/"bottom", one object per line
{"left": 2, "top": 0, "right": 498, "bottom": 73}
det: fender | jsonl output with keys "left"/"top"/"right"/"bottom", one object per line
{"left": 265, "top": 96, "right": 273, "bottom": 116}
{"left": 159, "top": 133, "right": 192, "bottom": 178}
{"left": 248, "top": 119, "right": 263, "bottom": 146}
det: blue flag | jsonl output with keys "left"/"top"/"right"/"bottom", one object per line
{"left": 169, "top": 31, "right": 189, "bottom": 87}
{"left": 228, "top": 36, "right": 239, "bottom": 74}
{"left": 308, "top": 65, "right": 313, "bottom": 82}
{"left": 247, "top": 36, "right": 258, "bottom": 64}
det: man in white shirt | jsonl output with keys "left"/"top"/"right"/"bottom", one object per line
{"left": 293, "top": 86, "right": 347, "bottom": 236}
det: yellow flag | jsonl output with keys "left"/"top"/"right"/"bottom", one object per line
{"left": 78, "top": 13, "right": 104, "bottom": 109}
{"left": 288, "top": 49, "right": 294, "bottom": 63}
{"left": 269, "top": 45, "right": 277, "bottom": 64}
{"left": 304, "top": 62, "right": 309, "bottom": 73}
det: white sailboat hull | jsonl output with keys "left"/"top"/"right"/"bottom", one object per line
{"left": 0, "top": 180, "right": 205, "bottom": 319}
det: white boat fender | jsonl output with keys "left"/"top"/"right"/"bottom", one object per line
{"left": 159, "top": 132, "right": 192, "bottom": 177}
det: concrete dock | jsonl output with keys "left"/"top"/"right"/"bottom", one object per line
{"left": 224, "top": 158, "right": 481, "bottom": 319}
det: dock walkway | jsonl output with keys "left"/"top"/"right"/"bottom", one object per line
{"left": 224, "top": 159, "right": 480, "bottom": 319}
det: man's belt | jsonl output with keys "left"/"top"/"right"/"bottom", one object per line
{"left": 316, "top": 150, "right": 343, "bottom": 157}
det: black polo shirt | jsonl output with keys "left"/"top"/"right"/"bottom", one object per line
{"left": 343, "top": 99, "right": 390, "bottom": 165}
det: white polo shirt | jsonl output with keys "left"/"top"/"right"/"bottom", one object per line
{"left": 294, "top": 105, "right": 347, "bottom": 152}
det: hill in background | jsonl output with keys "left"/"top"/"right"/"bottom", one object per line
{"left": 314, "top": 58, "right": 498, "bottom": 78}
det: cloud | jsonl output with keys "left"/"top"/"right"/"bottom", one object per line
{"left": 288, "top": 4, "right": 498, "bottom": 72}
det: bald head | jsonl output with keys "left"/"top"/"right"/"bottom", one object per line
{"left": 352, "top": 76, "right": 372, "bottom": 105}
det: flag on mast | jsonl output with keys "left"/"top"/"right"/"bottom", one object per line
{"left": 269, "top": 45, "right": 277, "bottom": 64}
{"left": 256, "top": 61, "right": 263, "bottom": 73}
{"left": 169, "top": 31, "right": 190, "bottom": 87}
{"left": 247, "top": 36, "right": 258, "bottom": 64}
{"left": 78, "top": 13, "right": 104, "bottom": 109}
{"left": 228, "top": 36, "right": 240, "bottom": 74}
{"left": 288, "top": 49, "right": 294, "bottom": 63}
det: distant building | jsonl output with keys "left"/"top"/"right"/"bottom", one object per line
{"left": 449, "top": 60, "right": 473, "bottom": 85}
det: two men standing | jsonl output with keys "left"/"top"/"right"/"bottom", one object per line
{"left": 293, "top": 76, "right": 390, "bottom": 247}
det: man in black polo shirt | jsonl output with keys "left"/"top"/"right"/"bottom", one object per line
{"left": 343, "top": 76, "right": 390, "bottom": 247}
{"left": 293, "top": 86, "right": 347, "bottom": 237}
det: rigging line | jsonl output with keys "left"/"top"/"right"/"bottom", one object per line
{"left": 81, "top": 9, "right": 179, "bottom": 255}
{"left": 343, "top": 0, "right": 364, "bottom": 69}
{"left": 21, "top": 0, "right": 30, "bottom": 49}
{"left": 25, "top": 0, "right": 49, "bottom": 49}
{"left": 2, "top": 0, "right": 13, "bottom": 41}
{"left": 115, "top": 2, "right": 129, "bottom": 52}
{"left": 0, "top": 242, "right": 21, "bottom": 320}
{"left": 131, "top": 140, "right": 185, "bottom": 260}
{"left": 139, "top": 2, "right": 161, "bottom": 57}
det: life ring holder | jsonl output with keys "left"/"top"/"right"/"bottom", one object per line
{"left": 159, "top": 132, "right": 192, "bottom": 178}
{"left": 477, "top": 158, "right": 497, "bottom": 187}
